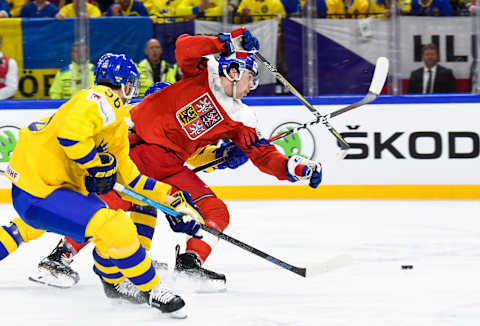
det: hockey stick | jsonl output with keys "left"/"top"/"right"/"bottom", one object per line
{"left": 192, "top": 57, "right": 389, "bottom": 173}
{"left": 253, "top": 52, "right": 350, "bottom": 152}
{"left": 327, "top": 57, "right": 389, "bottom": 119}
{"left": 113, "top": 183, "right": 351, "bottom": 277}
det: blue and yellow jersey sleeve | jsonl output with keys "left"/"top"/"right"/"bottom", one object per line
{"left": 185, "top": 145, "right": 217, "bottom": 172}
{"left": 55, "top": 87, "right": 122, "bottom": 170}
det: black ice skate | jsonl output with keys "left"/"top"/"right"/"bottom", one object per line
{"left": 174, "top": 245, "right": 226, "bottom": 292}
{"left": 148, "top": 285, "right": 187, "bottom": 318}
{"left": 98, "top": 275, "right": 186, "bottom": 318}
{"left": 28, "top": 245, "right": 80, "bottom": 288}
{"left": 98, "top": 275, "right": 149, "bottom": 304}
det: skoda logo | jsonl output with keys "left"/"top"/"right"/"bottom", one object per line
{"left": 0, "top": 126, "right": 20, "bottom": 169}
{"left": 269, "top": 122, "right": 316, "bottom": 160}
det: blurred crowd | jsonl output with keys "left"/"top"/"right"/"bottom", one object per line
{"left": 0, "top": 0, "right": 475, "bottom": 99}
{"left": 0, "top": 0, "right": 477, "bottom": 20}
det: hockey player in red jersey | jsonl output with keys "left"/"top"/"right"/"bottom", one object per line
{"left": 30, "top": 28, "right": 322, "bottom": 291}
{"left": 125, "top": 28, "right": 323, "bottom": 288}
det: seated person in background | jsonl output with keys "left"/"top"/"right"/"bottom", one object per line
{"left": 236, "top": 0, "right": 286, "bottom": 22}
{"left": 148, "top": 0, "right": 179, "bottom": 22}
{"left": 55, "top": 0, "right": 101, "bottom": 18}
{"left": 0, "top": 0, "right": 10, "bottom": 17}
{"left": 0, "top": 35, "right": 18, "bottom": 100}
{"left": 106, "top": 0, "right": 148, "bottom": 15}
{"left": 137, "top": 38, "right": 178, "bottom": 96}
{"left": 6, "top": 0, "right": 24, "bottom": 16}
{"left": 176, "top": 0, "right": 223, "bottom": 20}
{"left": 407, "top": 43, "right": 456, "bottom": 94}
{"left": 410, "top": 0, "right": 453, "bottom": 15}
{"left": 20, "top": 0, "right": 58, "bottom": 17}
{"left": 49, "top": 43, "right": 95, "bottom": 99}
{"left": 369, "top": 0, "right": 411, "bottom": 17}
{"left": 316, "top": 0, "right": 369, "bottom": 18}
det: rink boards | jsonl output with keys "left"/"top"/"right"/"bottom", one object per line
{"left": 1, "top": 95, "right": 480, "bottom": 200}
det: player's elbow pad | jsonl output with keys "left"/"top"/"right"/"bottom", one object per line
{"left": 121, "top": 174, "right": 172, "bottom": 206}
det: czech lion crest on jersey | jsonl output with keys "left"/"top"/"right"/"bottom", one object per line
{"left": 176, "top": 93, "right": 224, "bottom": 140}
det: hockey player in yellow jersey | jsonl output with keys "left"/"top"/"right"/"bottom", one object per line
{"left": 23, "top": 80, "right": 249, "bottom": 291}
{"left": 1, "top": 53, "right": 206, "bottom": 318}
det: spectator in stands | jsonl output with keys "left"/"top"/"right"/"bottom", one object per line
{"left": 176, "top": 0, "right": 222, "bottom": 19}
{"left": 0, "top": 35, "right": 18, "bottom": 100}
{"left": 149, "top": 0, "right": 179, "bottom": 22}
{"left": 369, "top": 0, "right": 411, "bottom": 17}
{"left": 20, "top": 0, "right": 59, "bottom": 17}
{"left": 237, "top": 0, "right": 286, "bottom": 22}
{"left": 410, "top": 0, "right": 453, "bottom": 15}
{"left": 0, "top": 0, "right": 10, "bottom": 17}
{"left": 137, "top": 38, "right": 178, "bottom": 96}
{"left": 6, "top": 0, "right": 24, "bottom": 16}
{"left": 407, "top": 43, "right": 456, "bottom": 94}
{"left": 49, "top": 43, "right": 94, "bottom": 99}
{"left": 55, "top": 0, "right": 101, "bottom": 18}
{"left": 106, "top": 0, "right": 148, "bottom": 15}
{"left": 316, "top": 0, "right": 369, "bottom": 18}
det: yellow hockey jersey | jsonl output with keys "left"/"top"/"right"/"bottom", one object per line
{"left": 176, "top": 0, "right": 223, "bottom": 17}
{"left": 5, "top": 85, "right": 170, "bottom": 201}
{"left": 237, "top": 0, "right": 286, "bottom": 21}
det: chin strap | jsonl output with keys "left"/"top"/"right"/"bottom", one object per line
{"left": 222, "top": 66, "right": 242, "bottom": 100}
{"left": 232, "top": 79, "right": 238, "bottom": 100}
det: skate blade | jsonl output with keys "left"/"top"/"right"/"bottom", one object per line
{"left": 165, "top": 307, "right": 187, "bottom": 319}
{"left": 28, "top": 269, "right": 77, "bottom": 289}
{"left": 174, "top": 271, "right": 226, "bottom": 293}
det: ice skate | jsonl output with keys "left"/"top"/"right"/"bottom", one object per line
{"left": 99, "top": 275, "right": 186, "bottom": 318}
{"left": 98, "top": 275, "right": 149, "bottom": 304}
{"left": 148, "top": 285, "right": 187, "bottom": 318}
{"left": 28, "top": 246, "right": 79, "bottom": 288}
{"left": 174, "top": 245, "right": 226, "bottom": 292}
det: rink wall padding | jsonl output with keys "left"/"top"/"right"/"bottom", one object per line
{"left": 2, "top": 94, "right": 480, "bottom": 201}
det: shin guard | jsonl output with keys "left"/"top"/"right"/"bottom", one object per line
{"left": 86, "top": 208, "right": 158, "bottom": 291}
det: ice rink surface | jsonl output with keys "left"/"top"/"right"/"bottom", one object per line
{"left": 0, "top": 199, "right": 480, "bottom": 326}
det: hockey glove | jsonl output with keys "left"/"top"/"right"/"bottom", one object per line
{"left": 213, "top": 142, "right": 248, "bottom": 170}
{"left": 241, "top": 30, "right": 260, "bottom": 52}
{"left": 166, "top": 191, "right": 205, "bottom": 239}
{"left": 85, "top": 152, "right": 117, "bottom": 194}
{"left": 217, "top": 28, "right": 260, "bottom": 56}
{"left": 286, "top": 155, "right": 323, "bottom": 189}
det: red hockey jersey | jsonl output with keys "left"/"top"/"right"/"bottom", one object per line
{"left": 131, "top": 34, "right": 289, "bottom": 181}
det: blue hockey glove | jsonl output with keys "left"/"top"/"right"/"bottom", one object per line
{"left": 213, "top": 142, "right": 248, "bottom": 170}
{"left": 166, "top": 191, "right": 204, "bottom": 239}
{"left": 85, "top": 152, "right": 117, "bottom": 194}
{"left": 218, "top": 27, "right": 260, "bottom": 56}
{"left": 286, "top": 155, "right": 322, "bottom": 189}
{"left": 242, "top": 30, "right": 260, "bottom": 52}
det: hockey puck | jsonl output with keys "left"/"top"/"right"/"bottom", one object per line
{"left": 401, "top": 265, "right": 413, "bottom": 270}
